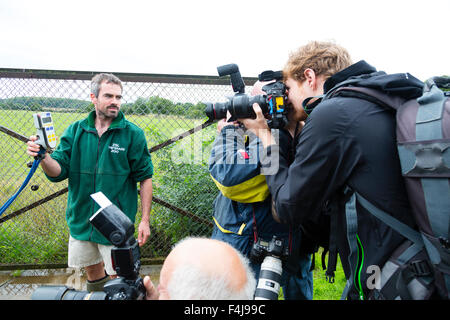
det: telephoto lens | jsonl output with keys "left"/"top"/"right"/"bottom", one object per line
{"left": 254, "top": 256, "right": 283, "bottom": 300}
{"left": 205, "top": 102, "right": 229, "bottom": 121}
{"left": 31, "top": 285, "right": 107, "bottom": 300}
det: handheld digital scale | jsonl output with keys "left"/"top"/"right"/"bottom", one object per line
{"left": 33, "top": 112, "right": 57, "bottom": 150}
{"left": 0, "top": 112, "right": 57, "bottom": 216}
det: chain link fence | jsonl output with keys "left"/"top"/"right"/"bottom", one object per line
{"left": 0, "top": 68, "right": 258, "bottom": 270}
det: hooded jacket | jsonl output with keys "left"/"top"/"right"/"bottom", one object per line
{"left": 46, "top": 111, "right": 153, "bottom": 245}
{"left": 264, "top": 60, "right": 424, "bottom": 298}
{"left": 209, "top": 126, "right": 288, "bottom": 239}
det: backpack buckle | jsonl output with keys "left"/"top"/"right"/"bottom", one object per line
{"left": 409, "top": 260, "right": 432, "bottom": 277}
{"left": 325, "top": 270, "right": 335, "bottom": 284}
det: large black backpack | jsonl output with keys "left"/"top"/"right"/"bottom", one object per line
{"left": 323, "top": 75, "right": 450, "bottom": 300}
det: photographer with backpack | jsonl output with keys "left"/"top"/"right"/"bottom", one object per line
{"left": 240, "top": 41, "right": 448, "bottom": 300}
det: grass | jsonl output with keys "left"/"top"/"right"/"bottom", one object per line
{"left": 311, "top": 249, "right": 347, "bottom": 300}
{"left": 276, "top": 249, "right": 346, "bottom": 300}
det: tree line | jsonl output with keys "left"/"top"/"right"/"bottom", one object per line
{"left": 0, "top": 96, "right": 207, "bottom": 118}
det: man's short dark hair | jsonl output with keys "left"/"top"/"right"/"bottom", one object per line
{"left": 91, "top": 73, "right": 123, "bottom": 97}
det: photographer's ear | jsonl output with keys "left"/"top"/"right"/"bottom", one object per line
{"left": 304, "top": 68, "right": 317, "bottom": 89}
{"left": 304, "top": 68, "right": 326, "bottom": 95}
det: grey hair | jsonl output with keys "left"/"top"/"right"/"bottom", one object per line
{"left": 90, "top": 73, "right": 122, "bottom": 98}
{"left": 166, "top": 238, "right": 257, "bottom": 300}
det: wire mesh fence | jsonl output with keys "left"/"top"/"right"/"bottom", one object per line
{"left": 0, "top": 68, "right": 258, "bottom": 269}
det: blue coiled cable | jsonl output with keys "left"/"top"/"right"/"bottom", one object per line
{"left": 0, "top": 148, "right": 45, "bottom": 217}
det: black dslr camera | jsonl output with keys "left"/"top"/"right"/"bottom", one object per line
{"left": 31, "top": 192, "right": 145, "bottom": 300}
{"left": 250, "top": 235, "right": 289, "bottom": 264}
{"left": 205, "top": 64, "right": 289, "bottom": 129}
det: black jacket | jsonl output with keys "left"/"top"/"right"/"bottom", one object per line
{"left": 264, "top": 60, "right": 424, "bottom": 298}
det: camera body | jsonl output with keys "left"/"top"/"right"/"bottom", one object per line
{"left": 250, "top": 235, "right": 289, "bottom": 300}
{"left": 250, "top": 235, "right": 289, "bottom": 264}
{"left": 90, "top": 202, "right": 145, "bottom": 300}
{"left": 31, "top": 193, "right": 145, "bottom": 300}
{"left": 205, "top": 64, "right": 289, "bottom": 129}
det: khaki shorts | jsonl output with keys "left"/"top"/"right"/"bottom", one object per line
{"left": 68, "top": 236, "right": 116, "bottom": 275}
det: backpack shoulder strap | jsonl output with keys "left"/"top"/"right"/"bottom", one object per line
{"left": 328, "top": 86, "right": 406, "bottom": 111}
{"left": 341, "top": 188, "right": 427, "bottom": 300}
{"left": 341, "top": 190, "right": 361, "bottom": 300}
{"left": 416, "top": 77, "right": 448, "bottom": 141}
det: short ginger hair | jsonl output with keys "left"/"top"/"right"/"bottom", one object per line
{"left": 283, "top": 41, "right": 353, "bottom": 82}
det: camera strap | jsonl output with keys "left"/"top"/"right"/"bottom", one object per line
{"left": 302, "top": 95, "right": 324, "bottom": 116}
{"left": 252, "top": 206, "right": 258, "bottom": 242}
{"left": 86, "top": 275, "right": 110, "bottom": 292}
{"left": 252, "top": 204, "right": 293, "bottom": 254}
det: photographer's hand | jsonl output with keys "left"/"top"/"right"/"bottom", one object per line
{"left": 239, "top": 104, "right": 275, "bottom": 148}
{"left": 143, "top": 275, "right": 160, "bottom": 300}
{"left": 217, "top": 111, "right": 238, "bottom": 133}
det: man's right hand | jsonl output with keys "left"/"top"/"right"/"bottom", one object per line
{"left": 26, "top": 135, "right": 42, "bottom": 158}
{"left": 26, "top": 135, "right": 62, "bottom": 177}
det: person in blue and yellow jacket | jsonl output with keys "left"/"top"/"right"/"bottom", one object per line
{"left": 209, "top": 99, "right": 313, "bottom": 299}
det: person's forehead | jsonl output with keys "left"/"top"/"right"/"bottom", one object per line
{"left": 99, "top": 81, "right": 122, "bottom": 94}
{"left": 285, "top": 77, "right": 302, "bottom": 88}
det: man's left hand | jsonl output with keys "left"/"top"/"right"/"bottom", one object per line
{"left": 138, "top": 220, "right": 150, "bottom": 246}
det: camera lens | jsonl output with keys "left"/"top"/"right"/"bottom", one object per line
{"left": 254, "top": 256, "right": 283, "bottom": 300}
{"left": 31, "top": 285, "right": 107, "bottom": 300}
{"left": 229, "top": 94, "right": 268, "bottom": 119}
{"left": 205, "top": 102, "right": 228, "bottom": 121}
{"left": 204, "top": 95, "right": 268, "bottom": 122}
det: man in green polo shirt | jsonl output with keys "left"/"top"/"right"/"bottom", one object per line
{"left": 27, "top": 73, "right": 154, "bottom": 292}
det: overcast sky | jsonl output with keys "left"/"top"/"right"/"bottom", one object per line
{"left": 0, "top": 0, "right": 448, "bottom": 81}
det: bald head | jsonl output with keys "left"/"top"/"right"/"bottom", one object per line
{"left": 158, "top": 237, "right": 256, "bottom": 300}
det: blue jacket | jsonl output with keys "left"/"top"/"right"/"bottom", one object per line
{"left": 209, "top": 125, "right": 290, "bottom": 240}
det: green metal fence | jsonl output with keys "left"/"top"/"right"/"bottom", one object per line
{"left": 0, "top": 68, "right": 257, "bottom": 269}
